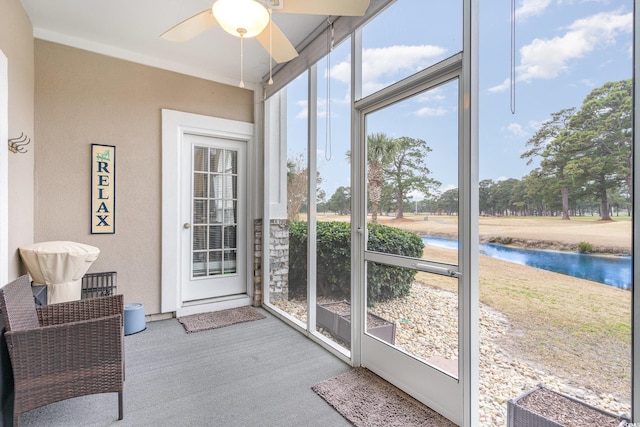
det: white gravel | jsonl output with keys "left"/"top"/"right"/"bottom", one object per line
{"left": 273, "top": 283, "right": 631, "bottom": 426}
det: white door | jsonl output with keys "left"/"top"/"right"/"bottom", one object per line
{"left": 356, "top": 57, "right": 474, "bottom": 425}
{"left": 181, "top": 133, "right": 246, "bottom": 302}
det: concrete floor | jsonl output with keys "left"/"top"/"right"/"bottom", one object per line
{"left": 18, "top": 308, "right": 353, "bottom": 427}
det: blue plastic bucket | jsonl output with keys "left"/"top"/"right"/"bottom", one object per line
{"left": 124, "top": 303, "right": 146, "bottom": 335}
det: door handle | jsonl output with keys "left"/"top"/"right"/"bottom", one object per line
{"left": 183, "top": 223, "right": 191, "bottom": 229}
{"left": 411, "top": 262, "right": 461, "bottom": 277}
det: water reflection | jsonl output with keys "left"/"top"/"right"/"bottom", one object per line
{"left": 422, "top": 236, "right": 631, "bottom": 289}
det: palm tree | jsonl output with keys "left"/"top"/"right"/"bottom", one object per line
{"left": 367, "top": 133, "right": 397, "bottom": 223}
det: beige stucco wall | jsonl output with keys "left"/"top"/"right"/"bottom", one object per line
{"left": 34, "top": 40, "right": 254, "bottom": 314}
{"left": 0, "top": 0, "right": 35, "bottom": 280}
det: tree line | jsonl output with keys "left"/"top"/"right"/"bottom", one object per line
{"left": 288, "top": 79, "right": 631, "bottom": 221}
{"left": 518, "top": 79, "right": 631, "bottom": 220}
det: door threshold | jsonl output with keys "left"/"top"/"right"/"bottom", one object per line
{"left": 177, "top": 294, "right": 252, "bottom": 317}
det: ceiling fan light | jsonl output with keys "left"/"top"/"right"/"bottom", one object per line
{"left": 212, "top": 0, "right": 270, "bottom": 38}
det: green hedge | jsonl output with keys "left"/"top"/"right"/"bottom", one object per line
{"left": 288, "top": 221, "right": 424, "bottom": 305}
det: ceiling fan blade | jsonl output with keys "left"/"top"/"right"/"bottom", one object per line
{"left": 276, "top": 0, "right": 370, "bottom": 16}
{"left": 256, "top": 22, "right": 299, "bottom": 64}
{"left": 160, "top": 9, "right": 218, "bottom": 42}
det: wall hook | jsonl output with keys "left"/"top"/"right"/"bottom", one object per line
{"left": 8, "top": 132, "right": 30, "bottom": 154}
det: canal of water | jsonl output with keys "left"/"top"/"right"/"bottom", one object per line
{"left": 422, "top": 236, "right": 632, "bottom": 290}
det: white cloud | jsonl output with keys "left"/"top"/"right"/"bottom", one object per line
{"left": 503, "top": 122, "right": 528, "bottom": 138}
{"left": 414, "top": 106, "right": 449, "bottom": 117}
{"left": 488, "top": 78, "right": 511, "bottom": 93}
{"left": 331, "top": 44, "right": 446, "bottom": 95}
{"left": 329, "top": 61, "right": 351, "bottom": 84}
{"left": 489, "top": 11, "right": 632, "bottom": 93}
{"left": 528, "top": 119, "right": 543, "bottom": 130}
{"left": 432, "top": 184, "right": 458, "bottom": 197}
{"left": 363, "top": 45, "right": 446, "bottom": 80}
{"left": 319, "top": 101, "right": 348, "bottom": 118}
{"left": 407, "top": 189, "right": 425, "bottom": 200}
{"left": 579, "top": 78, "right": 596, "bottom": 88}
{"left": 316, "top": 98, "right": 331, "bottom": 119}
{"left": 515, "top": 0, "right": 552, "bottom": 20}
{"left": 308, "top": 44, "right": 450, "bottom": 121}
{"left": 412, "top": 79, "right": 450, "bottom": 118}
{"left": 502, "top": 119, "right": 549, "bottom": 139}
{"left": 295, "top": 99, "right": 307, "bottom": 120}
{"left": 295, "top": 94, "right": 350, "bottom": 120}
{"left": 416, "top": 88, "right": 446, "bottom": 103}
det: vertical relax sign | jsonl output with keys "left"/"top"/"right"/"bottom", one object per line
{"left": 91, "top": 144, "right": 115, "bottom": 234}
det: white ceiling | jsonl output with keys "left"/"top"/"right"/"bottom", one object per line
{"left": 20, "top": 0, "right": 329, "bottom": 88}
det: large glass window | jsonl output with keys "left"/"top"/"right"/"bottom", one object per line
{"left": 360, "top": 0, "right": 462, "bottom": 98}
{"left": 267, "top": 72, "right": 309, "bottom": 325}
{"left": 477, "top": 0, "right": 632, "bottom": 424}
{"left": 265, "top": 36, "right": 355, "bottom": 356}
{"left": 263, "top": 0, "right": 634, "bottom": 424}
{"left": 314, "top": 38, "right": 353, "bottom": 351}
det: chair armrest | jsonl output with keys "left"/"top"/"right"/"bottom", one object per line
{"left": 4, "top": 314, "right": 123, "bottom": 385}
{"left": 36, "top": 294, "right": 123, "bottom": 327}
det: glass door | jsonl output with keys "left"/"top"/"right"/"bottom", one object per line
{"left": 357, "top": 57, "right": 469, "bottom": 424}
{"left": 182, "top": 133, "right": 246, "bottom": 302}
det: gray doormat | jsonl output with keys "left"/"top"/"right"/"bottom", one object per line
{"left": 312, "top": 368, "right": 457, "bottom": 427}
{"left": 177, "top": 306, "right": 266, "bottom": 333}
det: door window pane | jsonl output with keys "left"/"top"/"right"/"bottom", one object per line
{"left": 209, "top": 225, "right": 222, "bottom": 250}
{"left": 193, "top": 173, "right": 207, "bottom": 198}
{"left": 367, "top": 262, "right": 459, "bottom": 379}
{"left": 223, "top": 250, "right": 237, "bottom": 274}
{"left": 224, "top": 199, "right": 235, "bottom": 223}
{"left": 209, "top": 148, "right": 218, "bottom": 171}
{"left": 194, "top": 146, "right": 208, "bottom": 171}
{"left": 366, "top": 79, "right": 460, "bottom": 266}
{"left": 193, "top": 200, "right": 207, "bottom": 224}
{"left": 193, "top": 252, "right": 206, "bottom": 277}
{"left": 224, "top": 225, "right": 236, "bottom": 249}
{"left": 193, "top": 226, "right": 206, "bottom": 251}
{"left": 191, "top": 146, "right": 239, "bottom": 278}
{"left": 208, "top": 251, "right": 222, "bottom": 275}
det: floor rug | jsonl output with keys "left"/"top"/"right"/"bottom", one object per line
{"left": 312, "top": 367, "right": 457, "bottom": 427}
{"left": 177, "top": 306, "right": 266, "bottom": 333}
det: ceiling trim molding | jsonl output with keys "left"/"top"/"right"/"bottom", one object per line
{"left": 33, "top": 27, "right": 253, "bottom": 88}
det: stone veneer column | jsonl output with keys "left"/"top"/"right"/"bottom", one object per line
{"left": 268, "top": 219, "right": 290, "bottom": 302}
{"left": 253, "top": 218, "right": 290, "bottom": 304}
{"left": 252, "top": 219, "right": 263, "bottom": 306}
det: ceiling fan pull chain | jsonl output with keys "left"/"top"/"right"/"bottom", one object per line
{"left": 510, "top": 0, "right": 516, "bottom": 114}
{"left": 325, "top": 20, "right": 334, "bottom": 161}
{"left": 330, "top": 20, "right": 335, "bottom": 51}
{"left": 268, "top": 8, "right": 273, "bottom": 85}
{"left": 239, "top": 32, "right": 245, "bottom": 88}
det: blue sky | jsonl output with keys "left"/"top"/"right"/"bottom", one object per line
{"left": 286, "top": 0, "right": 633, "bottom": 201}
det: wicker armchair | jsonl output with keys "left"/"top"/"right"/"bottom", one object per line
{"left": 0, "top": 275, "right": 124, "bottom": 426}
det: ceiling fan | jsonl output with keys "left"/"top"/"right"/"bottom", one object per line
{"left": 161, "top": 0, "right": 370, "bottom": 86}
